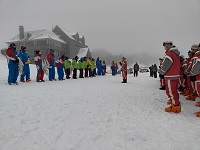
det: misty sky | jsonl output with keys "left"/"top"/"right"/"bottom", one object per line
{"left": 0, "top": 0, "right": 199, "bottom": 58}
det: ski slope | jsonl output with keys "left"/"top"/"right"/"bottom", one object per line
{"left": 0, "top": 54, "right": 200, "bottom": 150}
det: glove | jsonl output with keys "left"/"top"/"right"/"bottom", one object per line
{"left": 25, "top": 60, "right": 31, "bottom": 64}
{"left": 14, "top": 59, "right": 19, "bottom": 64}
{"left": 36, "top": 65, "right": 40, "bottom": 70}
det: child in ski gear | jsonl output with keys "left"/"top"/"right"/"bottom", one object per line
{"left": 87, "top": 57, "right": 93, "bottom": 77}
{"left": 34, "top": 50, "right": 45, "bottom": 82}
{"left": 91, "top": 58, "right": 96, "bottom": 77}
{"left": 18, "top": 46, "right": 31, "bottom": 82}
{"left": 120, "top": 57, "right": 127, "bottom": 83}
{"left": 5, "top": 43, "right": 19, "bottom": 85}
{"left": 56, "top": 55, "right": 65, "bottom": 81}
{"left": 64, "top": 56, "right": 71, "bottom": 79}
{"left": 159, "top": 41, "right": 181, "bottom": 113}
{"left": 78, "top": 58, "right": 84, "bottom": 78}
{"left": 83, "top": 57, "right": 88, "bottom": 77}
{"left": 115, "top": 63, "right": 118, "bottom": 75}
{"left": 96, "top": 57, "right": 101, "bottom": 76}
{"left": 111, "top": 61, "right": 116, "bottom": 76}
{"left": 72, "top": 56, "right": 79, "bottom": 79}
{"left": 102, "top": 61, "right": 107, "bottom": 75}
{"left": 46, "top": 49, "right": 56, "bottom": 81}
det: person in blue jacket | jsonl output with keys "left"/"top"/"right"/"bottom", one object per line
{"left": 56, "top": 55, "right": 65, "bottom": 81}
{"left": 111, "top": 61, "right": 116, "bottom": 76}
{"left": 18, "top": 46, "right": 31, "bottom": 82}
{"left": 5, "top": 43, "right": 19, "bottom": 85}
{"left": 96, "top": 57, "right": 101, "bottom": 75}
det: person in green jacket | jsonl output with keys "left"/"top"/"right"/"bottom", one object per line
{"left": 78, "top": 58, "right": 84, "bottom": 78}
{"left": 64, "top": 56, "right": 71, "bottom": 79}
{"left": 91, "top": 58, "right": 96, "bottom": 77}
{"left": 83, "top": 57, "right": 88, "bottom": 78}
{"left": 72, "top": 56, "right": 79, "bottom": 79}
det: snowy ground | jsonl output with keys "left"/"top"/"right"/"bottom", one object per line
{"left": 0, "top": 54, "right": 200, "bottom": 150}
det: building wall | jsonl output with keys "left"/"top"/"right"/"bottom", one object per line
{"left": 52, "top": 26, "right": 88, "bottom": 59}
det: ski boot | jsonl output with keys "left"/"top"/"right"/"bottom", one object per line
{"left": 195, "top": 102, "right": 200, "bottom": 107}
{"left": 167, "top": 99, "right": 172, "bottom": 105}
{"left": 122, "top": 79, "right": 127, "bottom": 83}
{"left": 183, "top": 89, "right": 190, "bottom": 96}
{"left": 159, "top": 86, "right": 165, "bottom": 90}
{"left": 186, "top": 93, "right": 196, "bottom": 101}
{"left": 165, "top": 104, "right": 181, "bottom": 113}
{"left": 194, "top": 111, "right": 200, "bottom": 117}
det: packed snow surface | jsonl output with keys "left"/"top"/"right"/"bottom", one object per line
{"left": 0, "top": 54, "right": 200, "bottom": 150}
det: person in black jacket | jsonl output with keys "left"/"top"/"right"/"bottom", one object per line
{"left": 133, "top": 62, "right": 139, "bottom": 77}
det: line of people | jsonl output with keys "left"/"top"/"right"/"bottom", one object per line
{"left": 5, "top": 43, "right": 111, "bottom": 84}
{"left": 159, "top": 41, "right": 200, "bottom": 117}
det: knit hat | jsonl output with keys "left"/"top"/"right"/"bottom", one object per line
{"left": 50, "top": 49, "right": 55, "bottom": 53}
{"left": 35, "top": 50, "right": 41, "bottom": 54}
{"left": 9, "top": 43, "right": 16, "bottom": 47}
{"left": 163, "top": 41, "right": 173, "bottom": 46}
{"left": 191, "top": 44, "right": 199, "bottom": 50}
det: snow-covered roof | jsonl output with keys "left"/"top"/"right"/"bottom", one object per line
{"left": 77, "top": 48, "right": 89, "bottom": 59}
{"left": 6, "top": 29, "right": 66, "bottom": 44}
{"left": 57, "top": 26, "right": 76, "bottom": 41}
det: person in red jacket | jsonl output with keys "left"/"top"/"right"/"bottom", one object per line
{"left": 46, "top": 49, "right": 56, "bottom": 81}
{"left": 185, "top": 45, "right": 199, "bottom": 101}
{"left": 190, "top": 43, "right": 200, "bottom": 117}
{"left": 34, "top": 50, "right": 45, "bottom": 82}
{"left": 120, "top": 57, "right": 127, "bottom": 83}
{"left": 159, "top": 41, "right": 181, "bottom": 113}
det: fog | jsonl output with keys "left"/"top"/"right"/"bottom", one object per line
{"left": 0, "top": 0, "right": 199, "bottom": 62}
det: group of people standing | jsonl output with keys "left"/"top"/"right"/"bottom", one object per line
{"left": 5, "top": 43, "right": 111, "bottom": 84}
{"left": 149, "top": 64, "right": 158, "bottom": 78}
{"left": 158, "top": 41, "right": 200, "bottom": 117}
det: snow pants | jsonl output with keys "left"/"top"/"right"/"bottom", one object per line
{"left": 85, "top": 68, "right": 88, "bottom": 77}
{"left": 65, "top": 68, "right": 70, "bottom": 79}
{"left": 37, "top": 68, "right": 44, "bottom": 81}
{"left": 122, "top": 70, "right": 127, "bottom": 80}
{"left": 112, "top": 69, "right": 115, "bottom": 76}
{"left": 48, "top": 66, "right": 55, "bottom": 80}
{"left": 195, "top": 81, "right": 200, "bottom": 97}
{"left": 73, "top": 68, "right": 77, "bottom": 79}
{"left": 8, "top": 63, "right": 19, "bottom": 84}
{"left": 179, "top": 76, "right": 186, "bottom": 88}
{"left": 57, "top": 68, "right": 64, "bottom": 80}
{"left": 165, "top": 79, "right": 180, "bottom": 105}
{"left": 88, "top": 68, "right": 92, "bottom": 77}
{"left": 97, "top": 67, "right": 102, "bottom": 75}
{"left": 20, "top": 64, "right": 30, "bottom": 81}
{"left": 93, "top": 68, "right": 96, "bottom": 76}
{"left": 79, "top": 69, "right": 83, "bottom": 78}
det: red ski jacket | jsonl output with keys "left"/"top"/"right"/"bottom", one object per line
{"left": 159, "top": 47, "right": 180, "bottom": 79}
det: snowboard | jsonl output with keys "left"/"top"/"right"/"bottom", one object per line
{"left": 42, "top": 59, "right": 51, "bottom": 75}
{"left": 18, "top": 58, "right": 24, "bottom": 74}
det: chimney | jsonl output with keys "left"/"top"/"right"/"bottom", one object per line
{"left": 19, "top": 25, "right": 25, "bottom": 39}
